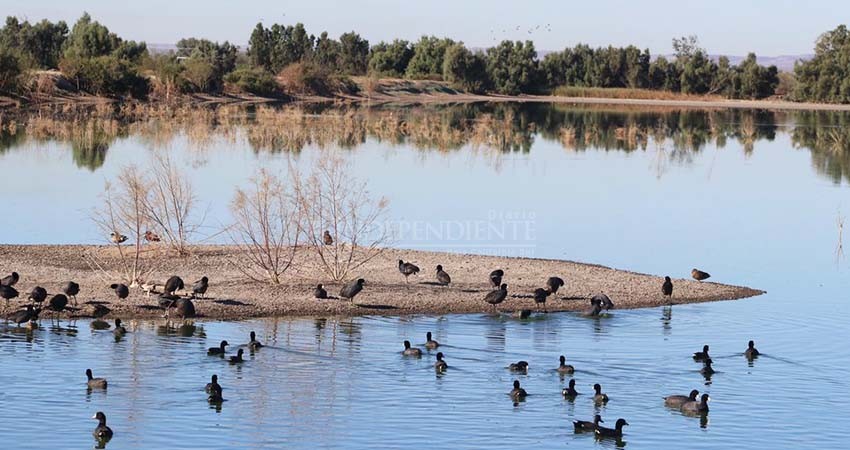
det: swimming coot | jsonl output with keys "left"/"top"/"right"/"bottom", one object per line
{"left": 208, "top": 340, "right": 229, "bottom": 355}
{"left": 92, "top": 411, "right": 113, "bottom": 442}
{"left": 425, "top": 332, "right": 439, "bottom": 349}
{"left": 664, "top": 389, "right": 699, "bottom": 408}
{"left": 402, "top": 340, "right": 422, "bottom": 357}
{"left": 595, "top": 418, "right": 628, "bottom": 439}
{"left": 434, "top": 352, "right": 448, "bottom": 372}
{"left": 556, "top": 355, "right": 575, "bottom": 374}
{"left": 86, "top": 369, "right": 107, "bottom": 389}
{"left": 592, "top": 383, "right": 609, "bottom": 404}
{"left": 573, "top": 414, "right": 603, "bottom": 432}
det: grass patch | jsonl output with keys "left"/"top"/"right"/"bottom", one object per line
{"left": 552, "top": 86, "right": 725, "bottom": 101}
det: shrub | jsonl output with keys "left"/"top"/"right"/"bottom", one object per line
{"left": 224, "top": 67, "right": 278, "bottom": 96}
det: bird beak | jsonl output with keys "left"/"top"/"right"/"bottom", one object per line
{"left": 624, "top": 421, "right": 630, "bottom": 425}
{"left": 91, "top": 414, "right": 97, "bottom": 419}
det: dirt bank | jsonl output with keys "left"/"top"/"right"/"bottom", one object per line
{"left": 0, "top": 245, "right": 764, "bottom": 320}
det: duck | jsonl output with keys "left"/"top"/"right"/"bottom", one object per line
{"left": 45, "top": 294, "right": 69, "bottom": 319}
{"left": 322, "top": 230, "right": 334, "bottom": 245}
{"left": 228, "top": 349, "right": 245, "bottom": 364}
{"left": 402, "top": 340, "right": 422, "bottom": 357}
{"left": 62, "top": 281, "right": 80, "bottom": 305}
{"left": 681, "top": 393, "right": 710, "bottom": 415}
{"left": 744, "top": 340, "right": 760, "bottom": 359}
{"left": 208, "top": 340, "right": 229, "bottom": 355}
{"left": 484, "top": 283, "right": 508, "bottom": 311}
{"left": 164, "top": 276, "right": 184, "bottom": 296}
{"left": 0, "top": 271, "right": 19, "bottom": 287}
{"left": 582, "top": 297, "right": 603, "bottom": 317}
{"left": 113, "top": 318, "right": 127, "bottom": 335}
{"left": 425, "top": 332, "right": 439, "bottom": 349}
{"left": 398, "top": 260, "right": 420, "bottom": 282}
{"left": 339, "top": 279, "right": 365, "bottom": 303}
{"left": 662, "top": 276, "right": 673, "bottom": 300}
{"left": 556, "top": 355, "right": 575, "bottom": 374}
{"left": 434, "top": 352, "right": 448, "bottom": 372}
{"left": 533, "top": 288, "right": 550, "bottom": 312}
{"left": 595, "top": 418, "right": 628, "bottom": 439}
{"left": 28, "top": 286, "right": 47, "bottom": 305}
{"left": 692, "top": 268, "right": 711, "bottom": 281}
{"left": 8, "top": 304, "right": 39, "bottom": 325}
{"left": 0, "top": 284, "right": 19, "bottom": 306}
{"left": 249, "top": 331, "right": 263, "bottom": 350}
{"left": 144, "top": 230, "right": 161, "bottom": 242}
{"left": 92, "top": 412, "right": 113, "bottom": 442}
{"left": 314, "top": 284, "right": 328, "bottom": 299}
{"left": 435, "top": 265, "right": 451, "bottom": 286}
{"left": 592, "top": 383, "right": 609, "bottom": 404}
{"left": 693, "top": 345, "right": 710, "bottom": 361}
{"left": 174, "top": 298, "right": 196, "bottom": 318}
{"left": 205, "top": 374, "right": 220, "bottom": 394}
{"left": 664, "top": 389, "right": 699, "bottom": 408}
{"left": 593, "top": 293, "right": 614, "bottom": 311}
{"left": 109, "top": 232, "right": 128, "bottom": 244}
{"left": 86, "top": 369, "right": 107, "bottom": 389}
{"left": 546, "top": 276, "right": 565, "bottom": 295}
{"left": 700, "top": 358, "right": 715, "bottom": 376}
{"left": 192, "top": 277, "right": 209, "bottom": 299}
{"left": 508, "top": 360, "right": 529, "bottom": 373}
{"left": 509, "top": 380, "right": 527, "bottom": 400}
{"left": 489, "top": 269, "right": 504, "bottom": 288}
{"left": 562, "top": 379, "right": 580, "bottom": 398}
{"left": 573, "top": 414, "right": 603, "bottom": 432}
{"left": 110, "top": 283, "right": 129, "bottom": 300}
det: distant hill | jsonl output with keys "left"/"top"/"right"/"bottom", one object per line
{"left": 704, "top": 54, "right": 811, "bottom": 72}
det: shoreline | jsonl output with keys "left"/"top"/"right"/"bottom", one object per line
{"left": 5, "top": 85, "right": 850, "bottom": 114}
{"left": 0, "top": 245, "right": 764, "bottom": 320}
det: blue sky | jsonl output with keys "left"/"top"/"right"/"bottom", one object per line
{"left": 6, "top": 0, "right": 847, "bottom": 55}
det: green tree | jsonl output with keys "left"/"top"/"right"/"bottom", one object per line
{"left": 176, "top": 38, "right": 237, "bottom": 92}
{"left": 0, "top": 48, "right": 22, "bottom": 93}
{"left": 368, "top": 39, "right": 413, "bottom": 77}
{"left": 486, "top": 40, "right": 539, "bottom": 95}
{"left": 793, "top": 25, "right": 850, "bottom": 102}
{"left": 406, "top": 36, "right": 455, "bottom": 79}
{"left": 313, "top": 32, "right": 341, "bottom": 71}
{"left": 63, "top": 13, "right": 121, "bottom": 59}
{"left": 338, "top": 32, "right": 369, "bottom": 75}
{"left": 442, "top": 44, "right": 488, "bottom": 93}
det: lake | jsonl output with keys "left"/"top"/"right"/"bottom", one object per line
{"left": 0, "top": 102, "right": 848, "bottom": 449}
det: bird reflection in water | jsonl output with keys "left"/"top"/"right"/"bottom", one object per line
{"left": 661, "top": 305, "right": 672, "bottom": 336}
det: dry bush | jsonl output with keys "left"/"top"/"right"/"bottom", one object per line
{"left": 88, "top": 165, "right": 159, "bottom": 285}
{"left": 294, "top": 153, "right": 390, "bottom": 281}
{"left": 144, "top": 149, "right": 202, "bottom": 256}
{"left": 228, "top": 170, "right": 301, "bottom": 284}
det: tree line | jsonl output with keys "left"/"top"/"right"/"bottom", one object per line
{"left": 0, "top": 13, "right": 848, "bottom": 103}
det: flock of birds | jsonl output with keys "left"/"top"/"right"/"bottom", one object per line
{"left": 0, "top": 271, "right": 208, "bottom": 328}
{"left": 1, "top": 253, "right": 727, "bottom": 445}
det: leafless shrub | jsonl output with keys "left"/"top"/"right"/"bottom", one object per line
{"left": 143, "top": 149, "right": 202, "bottom": 256}
{"left": 228, "top": 169, "right": 301, "bottom": 284}
{"left": 88, "top": 165, "right": 159, "bottom": 285}
{"left": 294, "top": 153, "right": 390, "bottom": 281}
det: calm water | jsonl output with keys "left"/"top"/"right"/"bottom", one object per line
{"left": 1, "top": 103, "right": 849, "bottom": 448}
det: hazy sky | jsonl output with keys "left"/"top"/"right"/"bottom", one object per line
{"left": 6, "top": 0, "right": 847, "bottom": 55}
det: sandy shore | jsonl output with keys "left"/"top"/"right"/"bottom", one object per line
{"left": 0, "top": 245, "right": 764, "bottom": 320}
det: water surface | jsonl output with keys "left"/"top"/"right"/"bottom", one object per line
{"left": 1, "top": 103, "right": 849, "bottom": 448}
